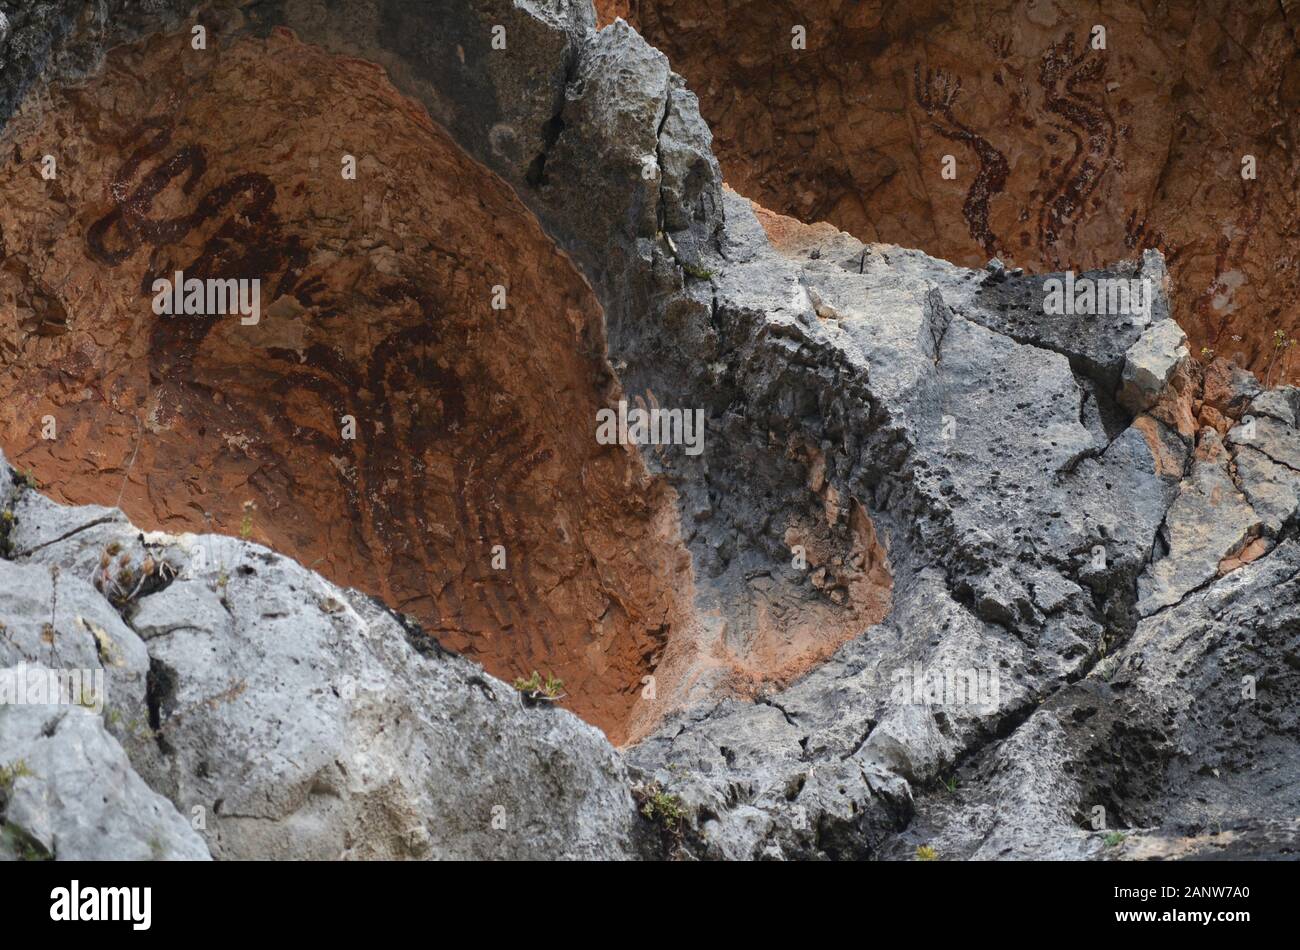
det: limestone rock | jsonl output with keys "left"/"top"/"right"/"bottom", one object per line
{"left": 1250, "top": 386, "right": 1300, "bottom": 427}
{"left": 892, "top": 540, "right": 1300, "bottom": 860}
{"left": 1, "top": 448, "right": 651, "bottom": 861}
{"left": 132, "top": 539, "right": 646, "bottom": 860}
{"left": 1231, "top": 414, "right": 1300, "bottom": 472}
{"left": 1118, "top": 319, "right": 1190, "bottom": 414}
{"left": 2, "top": 0, "right": 1299, "bottom": 864}
{"left": 0, "top": 682, "right": 210, "bottom": 861}
{"left": 1136, "top": 430, "right": 1261, "bottom": 616}
{"left": 603, "top": 0, "right": 1300, "bottom": 383}
{"left": 1233, "top": 447, "right": 1300, "bottom": 537}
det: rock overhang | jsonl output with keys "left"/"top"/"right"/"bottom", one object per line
{"left": 0, "top": 0, "right": 1298, "bottom": 861}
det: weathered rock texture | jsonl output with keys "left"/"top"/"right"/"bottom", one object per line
{"left": 623, "top": 198, "right": 1299, "bottom": 860}
{"left": 0, "top": 9, "right": 893, "bottom": 743}
{"left": 601, "top": 0, "right": 1300, "bottom": 384}
{"left": 0, "top": 25, "right": 700, "bottom": 742}
{"left": 1, "top": 0, "right": 1298, "bottom": 862}
{"left": 1, "top": 673, "right": 211, "bottom": 861}
{"left": 0, "top": 450, "right": 649, "bottom": 859}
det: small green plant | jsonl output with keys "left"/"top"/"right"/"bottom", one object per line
{"left": 632, "top": 783, "right": 688, "bottom": 854}
{"left": 1104, "top": 831, "right": 1127, "bottom": 848}
{"left": 635, "top": 782, "right": 688, "bottom": 849}
{"left": 512, "top": 670, "right": 565, "bottom": 701}
{"left": 240, "top": 500, "right": 256, "bottom": 540}
{"left": 0, "top": 825, "right": 50, "bottom": 862}
{"left": 640, "top": 787, "right": 686, "bottom": 825}
{"left": 513, "top": 671, "right": 540, "bottom": 692}
{"left": 0, "top": 509, "right": 13, "bottom": 558}
{"left": 0, "top": 759, "right": 33, "bottom": 790}
{"left": 942, "top": 775, "right": 960, "bottom": 794}
{"left": 659, "top": 229, "right": 714, "bottom": 281}
{"left": 915, "top": 844, "right": 939, "bottom": 861}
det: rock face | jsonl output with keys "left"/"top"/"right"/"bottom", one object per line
{"left": 888, "top": 536, "right": 1300, "bottom": 861}
{"left": 1, "top": 688, "right": 211, "bottom": 861}
{"left": 0, "top": 5, "right": 894, "bottom": 746}
{"left": 0, "top": 23, "right": 699, "bottom": 743}
{"left": 601, "top": 0, "right": 1300, "bottom": 384}
{"left": 1118, "top": 318, "right": 1189, "bottom": 414}
{"left": 0, "top": 450, "right": 648, "bottom": 860}
{"left": 1, "top": 0, "right": 1298, "bottom": 862}
{"left": 0, "top": 686, "right": 210, "bottom": 868}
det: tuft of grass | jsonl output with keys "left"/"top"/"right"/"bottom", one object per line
{"left": 915, "top": 844, "right": 939, "bottom": 861}
{"left": 0, "top": 509, "right": 14, "bottom": 559}
{"left": 513, "top": 670, "right": 564, "bottom": 701}
{"left": 513, "top": 671, "right": 540, "bottom": 692}
{"left": 0, "top": 759, "right": 34, "bottom": 790}
{"left": 94, "top": 545, "right": 172, "bottom": 608}
{"left": 240, "top": 501, "right": 256, "bottom": 540}
{"left": 658, "top": 230, "right": 715, "bottom": 281}
{"left": 0, "top": 825, "right": 50, "bottom": 862}
{"left": 1104, "top": 831, "right": 1127, "bottom": 848}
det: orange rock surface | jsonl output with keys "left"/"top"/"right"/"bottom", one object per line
{"left": 603, "top": 0, "right": 1300, "bottom": 382}
{"left": 0, "top": 29, "right": 698, "bottom": 743}
{"left": 0, "top": 27, "right": 894, "bottom": 743}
